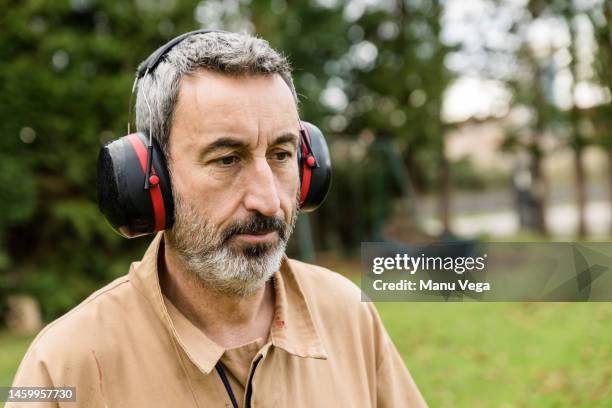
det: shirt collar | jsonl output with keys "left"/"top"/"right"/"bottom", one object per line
{"left": 129, "top": 232, "right": 327, "bottom": 375}
{"left": 270, "top": 260, "right": 327, "bottom": 360}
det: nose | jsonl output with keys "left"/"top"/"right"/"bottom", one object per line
{"left": 243, "top": 157, "right": 281, "bottom": 216}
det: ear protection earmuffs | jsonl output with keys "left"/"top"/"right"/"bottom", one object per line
{"left": 96, "top": 29, "right": 332, "bottom": 238}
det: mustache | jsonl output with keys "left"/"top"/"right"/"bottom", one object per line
{"left": 220, "top": 214, "right": 288, "bottom": 244}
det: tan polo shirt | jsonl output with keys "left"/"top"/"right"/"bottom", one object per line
{"left": 9, "top": 233, "right": 427, "bottom": 407}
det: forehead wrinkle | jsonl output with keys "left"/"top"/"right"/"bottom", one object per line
{"left": 176, "top": 72, "right": 299, "bottom": 156}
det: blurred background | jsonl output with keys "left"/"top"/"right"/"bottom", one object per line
{"left": 1, "top": 0, "right": 612, "bottom": 406}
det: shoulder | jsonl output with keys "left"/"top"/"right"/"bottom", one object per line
{"left": 286, "top": 258, "right": 362, "bottom": 303}
{"left": 17, "top": 272, "right": 136, "bottom": 375}
{"left": 285, "top": 258, "right": 379, "bottom": 326}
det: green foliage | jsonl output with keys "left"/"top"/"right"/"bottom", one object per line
{"left": 343, "top": 0, "right": 453, "bottom": 188}
{"left": 0, "top": 0, "right": 198, "bottom": 321}
{"left": 0, "top": 154, "right": 38, "bottom": 227}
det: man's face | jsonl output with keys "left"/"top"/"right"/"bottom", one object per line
{"left": 165, "top": 70, "right": 300, "bottom": 295}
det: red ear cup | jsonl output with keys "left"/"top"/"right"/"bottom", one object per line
{"left": 298, "top": 122, "right": 332, "bottom": 212}
{"left": 96, "top": 132, "right": 174, "bottom": 238}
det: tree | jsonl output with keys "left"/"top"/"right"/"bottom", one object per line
{"left": 587, "top": 1, "right": 612, "bottom": 234}
{"left": 342, "top": 0, "right": 455, "bottom": 234}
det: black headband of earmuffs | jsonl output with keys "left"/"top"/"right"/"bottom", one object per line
{"left": 136, "top": 29, "right": 225, "bottom": 78}
{"left": 96, "top": 29, "right": 332, "bottom": 238}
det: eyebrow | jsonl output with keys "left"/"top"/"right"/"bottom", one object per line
{"left": 199, "top": 133, "right": 299, "bottom": 158}
{"left": 270, "top": 133, "right": 299, "bottom": 149}
{"left": 199, "top": 137, "right": 246, "bottom": 158}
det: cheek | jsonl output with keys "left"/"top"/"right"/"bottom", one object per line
{"left": 279, "top": 164, "right": 301, "bottom": 208}
{"left": 170, "top": 158, "right": 216, "bottom": 197}
{"left": 171, "top": 162, "right": 250, "bottom": 227}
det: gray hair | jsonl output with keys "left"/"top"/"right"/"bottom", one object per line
{"left": 135, "top": 31, "right": 298, "bottom": 157}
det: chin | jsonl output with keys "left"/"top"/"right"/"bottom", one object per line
{"left": 237, "top": 242, "right": 277, "bottom": 258}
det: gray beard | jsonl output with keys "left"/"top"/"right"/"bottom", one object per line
{"left": 166, "top": 193, "right": 297, "bottom": 296}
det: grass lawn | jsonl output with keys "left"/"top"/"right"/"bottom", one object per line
{"left": 0, "top": 331, "right": 34, "bottom": 386}
{"left": 2, "top": 302, "right": 611, "bottom": 406}
{"left": 377, "top": 302, "right": 612, "bottom": 407}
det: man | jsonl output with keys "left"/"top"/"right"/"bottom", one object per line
{"left": 9, "top": 31, "right": 426, "bottom": 407}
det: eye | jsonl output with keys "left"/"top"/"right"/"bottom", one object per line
{"left": 271, "top": 151, "right": 292, "bottom": 162}
{"left": 214, "top": 155, "right": 241, "bottom": 167}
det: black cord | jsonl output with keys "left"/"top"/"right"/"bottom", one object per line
{"left": 244, "top": 355, "right": 262, "bottom": 408}
{"left": 215, "top": 362, "right": 239, "bottom": 408}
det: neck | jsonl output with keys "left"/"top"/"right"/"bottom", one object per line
{"left": 160, "top": 238, "right": 276, "bottom": 349}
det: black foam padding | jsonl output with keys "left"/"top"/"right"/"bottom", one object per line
{"left": 96, "top": 133, "right": 174, "bottom": 238}
{"left": 96, "top": 146, "right": 124, "bottom": 227}
{"left": 300, "top": 122, "right": 332, "bottom": 212}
